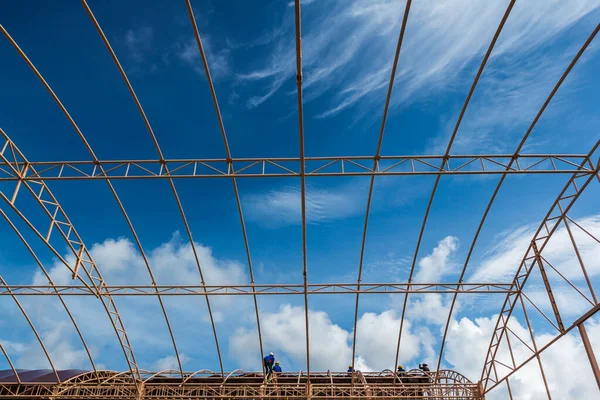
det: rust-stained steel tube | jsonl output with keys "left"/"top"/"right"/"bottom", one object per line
{"left": 395, "top": 0, "right": 516, "bottom": 372}
{"left": 293, "top": 0, "right": 311, "bottom": 375}
{"left": 351, "top": 0, "right": 412, "bottom": 372}
{"left": 0, "top": 209, "right": 97, "bottom": 374}
{"left": 0, "top": 274, "right": 59, "bottom": 382}
{"left": 519, "top": 295, "right": 553, "bottom": 400}
{"left": 80, "top": 0, "right": 225, "bottom": 377}
{"left": 0, "top": 343, "right": 20, "bottom": 384}
{"left": 184, "top": 0, "right": 265, "bottom": 371}
{"left": 438, "top": 21, "right": 600, "bottom": 373}
{"left": 481, "top": 153, "right": 600, "bottom": 392}
{"left": 0, "top": 23, "right": 141, "bottom": 380}
{"left": 578, "top": 322, "right": 600, "bottom": 392}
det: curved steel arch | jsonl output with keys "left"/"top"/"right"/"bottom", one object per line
{"left": 0, "top": 128, "right": 140, "bottom": 379}
{"left": 481, "top": 151, "right": 599, "bottom": 393}
{"left": 0, "top": 343, "right": 20, "bottom": 384}
{"left": 436, "top": 23, "right": 600, "bottom": 374}
{"left": 80, "top": 0, "right": 226, "bottom": 377}
{"left": 185, "top": 0, "right": 265, "bottom": 370}
{"left": 1, "top": 22, "right": 175, "bottom": 380}
{"left": 350, "top": 0, "right": 412, "bottom": 370}
{"left": 0, "top": 208, "right": 97, "bottom": 375}
{"left": 0, "top": 274, "right": 58, "bottom": 382}
{"left": 393, "top": 0, "right": 516, "bottom": 371}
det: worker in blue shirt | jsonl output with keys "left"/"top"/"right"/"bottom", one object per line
{"left": 273, "top": 362, "right": 282, "bottom": 373}
{"left": 347, "top": 365, "right": 354, "bottom": 373}
{"left": 264, "top": 352, "right": 275, "bottom": 378}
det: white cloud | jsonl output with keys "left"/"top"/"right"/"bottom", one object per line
{"left": 229, "top": 305, "right": 424, "bottom": 372}
{"left": 243, "top": 177, "right": 431, "bottom": 228}
{"left": 9, "top": 233, "right": 249, "bottom": 371}
{"left": 34, "top": 232, "right": 247, "bottom": 287}
{"left": 2, "top": 322, "right": 91, "bottom": 370}
{"left": 470, "top": 215, "right": 600, "bottom": 283}
{"left": 153, "top": 353, "right": 190, "bottom": 371}
{"left": 125, "top": 26, "right": 154, "bottom": 63}
{"left": 243, "top": 182, "right": 365, "bottom": 227}
{"left": 414, "top": 236, "right": 459, "bottom": 282}
{"left": 178, "top": 35, "right": 230, "bottom": 79}
{"left": 402, "top": 236, "right": 460, "bottom": 326}
{"left": 237, "top": 0, "right": 599, "bottom": 123}
{"left": 446, "top": 315, "right": 600, "bottom": 399}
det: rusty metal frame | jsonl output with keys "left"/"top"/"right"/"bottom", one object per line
{"left": 80, "top": 0, "right": 225, "bottom": 377}
{"left": 0, "top": 129, "right": 140, "bottom": 380}
{"left": 0, "top": 208, "right": 97, "bottom": 374}
{"left": 0, "top": 282, "right": 516, "bottom": 296}
{"left": 0, "top": 369, "right": 483, "bottom": 399}
{"left": 481, "top": 153, "right": 600, "bottom": 392}
{"left": 293, "top": 0, "right": 312, "bottom": 375}
{"left": 394, "top": 0, "right": 516, "bottom": 371}
{"left": 436, "top": 19, "right": 600, "bottom": 376}
{"left": 184, "top": 0, "right": 265, "bottom": 368}
{"left": 0, "top": 2, "right": 598, "bottom": 399}
{"left": 0, "top": 154, "right": 592, "bottom": 180}
{"left": 351, "top": 0, "right": 412, "bottom": 370}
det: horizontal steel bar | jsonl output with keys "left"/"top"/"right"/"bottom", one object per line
{"left": 0, "top": 154, "right": 592, "bottom": 180}
{"left": 0, "top": 282, "right": 514, "bottom": 295}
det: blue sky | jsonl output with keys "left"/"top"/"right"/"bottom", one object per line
{"left": 0, "top": 1, "right": 599, "bottom": 398}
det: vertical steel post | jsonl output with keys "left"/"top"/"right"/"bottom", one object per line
{"left": 578, "top": 322, "right": 600, "bottom": 392}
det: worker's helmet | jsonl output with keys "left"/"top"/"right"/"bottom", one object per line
{"left": 398, "top": 365, "right": 403, "bottom": 370}
{"left": 270, "top": 352, "right": 274, "bottom": 356}
{"left": 275, "top": 362, "right": 280, "bottom": 365}
{"left": 422, "top": 363, "right": 428, "bottom": 366}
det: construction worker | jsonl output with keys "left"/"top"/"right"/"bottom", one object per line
{"left": 273, "top": 362, "right": 282, "bottom": 373}
{"left": 347, "top": 365, "right": 353, "bottom": 373}
{"left": 264, "top": 352, "right": 275, "bottom": 378}
{"left": 397, "top": 365, "right": 406, "bottom": 376}
{"left": 419, "top": 363, "right": 430, "bottom": 372}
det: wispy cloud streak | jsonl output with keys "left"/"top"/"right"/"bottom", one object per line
{"left": 237, "top": 0, "right": 599, "bottom": 122}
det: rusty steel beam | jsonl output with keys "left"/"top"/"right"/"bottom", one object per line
{"left": 185, "top": 0, "right": 265, "bottom": 370}
{"left": 0, "top": 282, "right": 515, "bottom": 296}
{"left": 0, "top": 154, "right": 592, "bottom": 180}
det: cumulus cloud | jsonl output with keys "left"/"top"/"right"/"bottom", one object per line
{"left": 446, "top": 315, "right": 600, "bottom": 399}
{"left": 229, "top": 305, "right": 423, "bottom": 372}
{"left": 5, "top": 233, "right": 249, "bottom": 371}
{"left": 34, "top": 232, "right": 247, "bottom": 287}
{"left": 153, "top": 353, "right": 191, "bottom": 371}
{"left": 1, "top": 322, "right": 91, "bottom": 370}
{"left": 404, "top": 236, "right": 459, "bottom": 326}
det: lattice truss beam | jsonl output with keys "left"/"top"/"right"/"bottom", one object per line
{"left": 0, "top": 153, "right": 594, "bottom": 180}
{"left": 0, "top": 0, "right": 599, "bottom": 398}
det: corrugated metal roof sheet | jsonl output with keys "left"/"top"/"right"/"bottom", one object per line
{"left": 0, "top": 369, "right": 89, "bottom": 383}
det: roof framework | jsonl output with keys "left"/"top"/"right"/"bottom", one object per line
{"left": 0, "top": 0, "right": 598, "bottom": 399}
